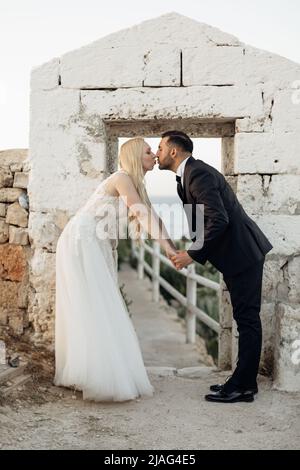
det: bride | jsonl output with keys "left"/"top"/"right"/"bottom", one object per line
{"left": 54, "top": 137, "right": 177, "bottom": 402}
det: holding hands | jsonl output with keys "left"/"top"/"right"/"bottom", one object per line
{"left": 170, "top": 250, "right": 193, "bottom": 270}
{"left": 165, "top": 245, "right": 193, "bottom": 271}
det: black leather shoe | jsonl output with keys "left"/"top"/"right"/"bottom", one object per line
{"left": 205, "top": 390, "right": 255, "bottom": 403}
{"left": 210, "top": 383, "right": 258, "bottom": 394}
{"left": 209, "top": 375, "right": 232, "bottom": 393}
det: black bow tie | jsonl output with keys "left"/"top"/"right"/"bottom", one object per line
{"left": 176, "top": 175, "right": 181, "bottom": 183}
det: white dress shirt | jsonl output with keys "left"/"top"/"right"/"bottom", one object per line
{"left": 176, "top": 155, "right": 192, "bottom": 189}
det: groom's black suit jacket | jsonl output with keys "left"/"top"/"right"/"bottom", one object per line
{"left": 179, "top": 156, "right": 273, "bottom": 277}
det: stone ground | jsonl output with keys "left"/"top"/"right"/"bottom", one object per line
{"left": 0, "top": 264, "right": 299, "bottom": 450}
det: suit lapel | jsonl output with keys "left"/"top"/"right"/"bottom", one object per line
{"left": 182, "top": 156, "right": 195, "bottom": 202}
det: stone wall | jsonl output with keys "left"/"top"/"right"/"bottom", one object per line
{"left": 27, "top": 13, "right": 300, "bottom": 390}
{"left": 0, "top": 149, "right": 31, "bottom": 340}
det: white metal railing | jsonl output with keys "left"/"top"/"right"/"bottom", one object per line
{"left": 131, "top": 239, "right": 220, "bottom": 343}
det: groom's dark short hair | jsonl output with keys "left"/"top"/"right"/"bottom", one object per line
{"left": 161, "top": 130, "right": 193, "bottom": 153}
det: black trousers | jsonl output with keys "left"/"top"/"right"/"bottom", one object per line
{"left": 223, "top": 258, "right": 265, "bottom": 392}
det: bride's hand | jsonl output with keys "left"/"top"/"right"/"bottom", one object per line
{"left": 165, "top": 243, "right": 177, "bottom": 260}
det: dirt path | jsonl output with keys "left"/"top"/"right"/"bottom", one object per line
{"left": 0, "top": 369, "right": 299, "bottom": 450}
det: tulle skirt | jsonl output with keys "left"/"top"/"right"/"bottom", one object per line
{"left": 54, "top": 212, "right": 154, "bottom": 401}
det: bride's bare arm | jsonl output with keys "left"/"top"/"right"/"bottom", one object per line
{"left": 114, "top": 173, "right": 176, "bottom": 256}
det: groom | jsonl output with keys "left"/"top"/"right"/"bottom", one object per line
{"left": 156, "top": 130, "right": 273, "bottom": 403}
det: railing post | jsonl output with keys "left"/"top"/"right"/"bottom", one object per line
{"left": 138, "top": 241, "right": 145, "bottom": 280}
{"left": 186, "top": 263, "right": 197, "bottom": 343}
{"left": 130, "top": 238, "right": 136, "bottom": 256}
{"left": 152, "top": 241, "right": 160, "bottom": 302}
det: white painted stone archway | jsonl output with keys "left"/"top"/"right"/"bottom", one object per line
{"left": 28, "top": 13, "right": 300, "bottom": 391}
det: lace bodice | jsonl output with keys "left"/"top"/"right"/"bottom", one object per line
{"left": 77, "top": 169, "right": 127, "bottom": 219}
{"left": 70, "top": 169, "right": 128, "bottom": 247}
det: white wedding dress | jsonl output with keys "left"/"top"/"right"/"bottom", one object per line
{"left": 54, "top": 169, "right": 154, "bottom": 401}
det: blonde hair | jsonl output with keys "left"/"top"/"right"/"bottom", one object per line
{"left": 119, "top": 137, "right": 152, "bottom": 239}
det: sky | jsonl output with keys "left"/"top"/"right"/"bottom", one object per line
{"left": 0, "top": 0, "right": 299, "bottom": 195}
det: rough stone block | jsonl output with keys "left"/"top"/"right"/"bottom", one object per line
{"left": 237, "top": 174, "right": 300, "bottom": 215}
{"left": 61, "top": 46, "right": 144, "bottom": 88}
{"left": 271, "top": 89, "right": 300, "bottom": 132}
{"left": 30, "top": 248, "right": 56, "bottom": 292}
{"left": 235, "top": 84, "right": 278, "bottom": 133}
{"left": 0, "top": 281, "right": 19, "bottom": 308}
{"left": 29, "top": 89, "right": 107, "bottom": 213}
{"left": 183, "top": 44, "right": 300, "bottom": 89}
{"left": 0, "top": 188, "right": 24, "bottom": 203}
{"left": 17, "top": 276, "right": 29, "bottom": 309}
{"left": 82, "top": 12, "right": 240, "bottom": 49}
{"left": 91, "top": 13, "right": 240, "bottom": 49}
{"left": 219, "top": 281, "right": 232, "bottom": 329}
{"left": 243, "top": 46, "right": 300, "bottom": 89}
{"left": 0, "top": 219, "right": 9, "bottom": 243}
{"left": 0, "top": 168, "right": 13, "bottom": 188}
{"left": 0, "top": 149, "right": 27, "bottom": 171}
{"left": 262, "top": 258, "right": 287, "bottom": 303}
{"left": 221, "top": 137, "right": 235, "bottom": 176}
{"left": 260, "top": 303, "right": 276, "bottom": 374}
{"left": 27, "top": 289, "right": 55, "bottom": 345}
{"left": 235, "top": 117, "right": 266, "bottom": 133}
{"left": 0, "top": 203, "right": 6, "bottom": 217}
{"left": 274, "top": 303, "right": 300, "bottom": 392}
{"left": 28, "top": 211, "right": 70, "bottom": 251}
{"left": 9, "top": 226, "right": 29, "bottom": 245}
{"left": 81, "top": 85, "right": 263, "bottom": 121}
{"left": 143, "top": 46, "right": 180, "bottom": 86}
{"left": 6, "top": 202, "right": 28, "bottom": 227}
{"left": 183, "top": 46, "right": 245, "bottom": 86}
{"left": 30, "top": 88, "right": 80, "bottom": 129}
{"left": 234, "top": 132, "right": 300, "bottom": 174}
{"left": 252, "top": 215, "right": 300, "bottom": 256}
{"left": 13, "top": 172, "right": 28, "bottom": 189}
{"left": 30, "top": 57, "right": 60, "bottom": 90}
{"left": 0, "top": 307, "right": 8, "bottom": 325}
{"left": 0, "top": 244, "right": 27, "bottom": 281}
{"left": 218, "top": 327, "right": 232, "bottom": 370}
{"left": 286, "top": 255, "right": 300, "bottom": 304}
{"left": 34, "top": 291, "right": 55, "bottom": 317}
{"left": 10, "top": 163, "right": 23, "bottom": 172}
{"left": 7, "top": 308, "right": 24, "bottom": 335}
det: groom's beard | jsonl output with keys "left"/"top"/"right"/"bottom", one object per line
{"left": 157, "top": 159, "right": 173, "bottom": 171}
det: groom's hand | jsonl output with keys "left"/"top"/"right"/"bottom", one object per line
{"left": 171, "top": 251, "right": 193, "bottom": 270}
